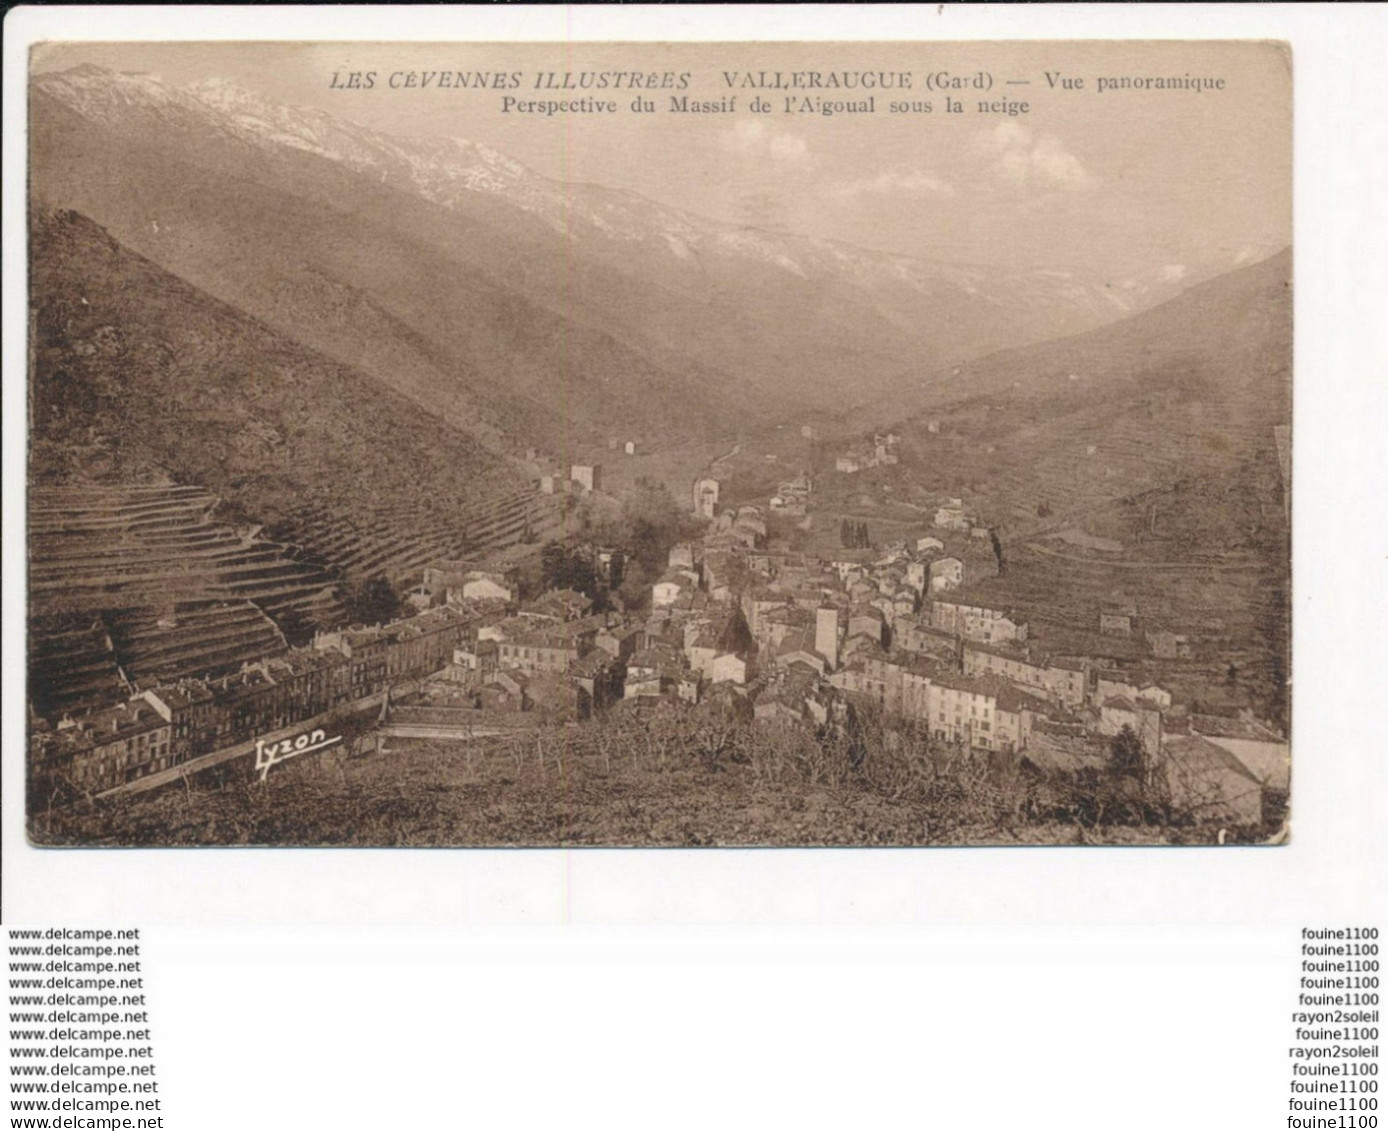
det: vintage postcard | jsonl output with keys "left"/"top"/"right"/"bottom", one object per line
{"left": 24, "top": 40, "right": 1291, "bottom": 847}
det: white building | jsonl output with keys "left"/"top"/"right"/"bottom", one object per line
{"left": 928, "top": 557, "right": 964, "bottom": 593}
{"left": 570, "top": 464, "right": 602, "bottom": 493}
{"left": 692, "top": 477, "right": 721, "bottom": 519}
{"left": 934, "top": 499, "right": 971, "bottom": 531}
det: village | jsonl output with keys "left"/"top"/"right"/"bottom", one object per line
{"left": 29, "top": 437, "right": 1289, "bottom": 836}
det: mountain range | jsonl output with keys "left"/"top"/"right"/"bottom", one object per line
{"left": 29, "top": 63, "right": 1261, "bottom": 452}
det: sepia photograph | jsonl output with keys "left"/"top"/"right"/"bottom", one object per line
{"left": 24, "top": 39, "right": 1292, "bottom": 848}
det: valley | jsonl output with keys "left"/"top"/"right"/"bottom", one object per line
{"left": 25, "top": 60, "right": 1291, "bottom": 845}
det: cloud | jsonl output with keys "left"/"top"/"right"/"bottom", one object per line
{"left": 974, "top": 123, "right": 1092, "bottom": 192}
{"left": 829, "top": 170, "right": 955, "bottom": 199}
{"left": 720, "top": 119, "right": 810, "bottom": 166}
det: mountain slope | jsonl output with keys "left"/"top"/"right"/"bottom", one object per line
{"left": 30, "top": 71, "right": 759, "bottom": 452}
{"left": 810, "top": 250, "right": 1291, "bottom": 726}
{"left": 868, "top": 248, "right": 1292, "bottom": 551}
{"left": 909, "top": 246, "right": 1290, "bottom": 411}
{"left": 29, "top": 64, "right": 1237, "bottom": 433}
{"left": 29, "top": 208, "right": 524, "bottom": 557}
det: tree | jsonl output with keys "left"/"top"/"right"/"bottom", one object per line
{"left": 539, "top": 539, "right": 600, "bottom": 600}
{"left": 564, "top": 554, "right": 597, "bottom": 599}
{"left": 341, "top": 573, "right": 402, "bottom": 626}
{"left": 716, "top": 607, "right": 754, "bottom": 657}
{"left": 539, "top": 540, "right": 568, "bottom": 590}
{"left": 1109, "top": 724, "right": 1145, "bottom": 781}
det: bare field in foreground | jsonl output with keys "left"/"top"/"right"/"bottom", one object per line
{"left": 31, "top": 721, "right": 1245, "bottom": 849}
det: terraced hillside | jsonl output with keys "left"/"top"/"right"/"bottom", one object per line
{"left": 969, "top": 537, "right": 1287, "bottom": 715}
{"left": 29, "top": 485, "right": 340, "bottom": 622}
{"left": 270, "top": 486, "right": 565, "bottom": 584}
{"left": 27, "top": 215, "right": 584, "bottom": 718}
{"left": 28, "top": 599, "right": 293, "bottom": 721}
{"left": 28, "top": 483, "right": 325, "bottom": 716}
{"left": 27, "top": 613, "right": 128, "bottom": 721}
{"left": 105, "top": 601, "right": 289, "bottom": 687}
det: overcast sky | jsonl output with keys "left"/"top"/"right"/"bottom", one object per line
{"left": 32, "top": 40, "right": 1290, "bottom": 278}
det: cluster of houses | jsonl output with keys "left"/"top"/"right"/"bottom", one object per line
{"left": 933, "top": 497, "right": 975, "bottom": 532}
{"left": 769, "top": 471, "right": 812, "bottom": 516}
{"left": 534, "top": 469, "right": 1281, "bottom": 825}
{"left": 535, "top": 462, "right": 603, "bottom": 497}
{"left": 605, "top": 437, "right": 640, "bottom": 456}
{"left": 30, "top": 475, "right": 1286, "bottom": 831}
{"left": 835, "top": 433, "right": 900, "bottom": 474}
{"left": 30, "top": 605, "right": 473, "bottom": 796}
{"left": 1086, "top": 598, "right": 1196, "bottom": 660}
{"left": 469, "top": 494, "right": 1284, "bottom": 829}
